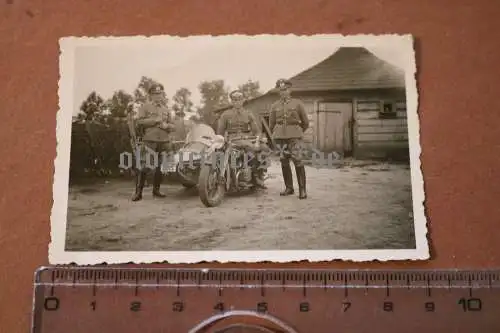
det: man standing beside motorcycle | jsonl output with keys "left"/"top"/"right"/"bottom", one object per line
{"left": 131, "top": 83, "right": 176, "bottom": 201}
{"left": 269, "top": 78, "right": 309, "bottom": 199}
{"left": 216, "top": 89, "right": 268, "bottom": 189}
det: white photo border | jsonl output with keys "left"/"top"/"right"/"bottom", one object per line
{"left": 49, "top": 33, "right": 429, "bottom": 264}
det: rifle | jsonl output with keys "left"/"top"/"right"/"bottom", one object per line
{"left": 126, "top": 108, "right": 142, "bottom": 157}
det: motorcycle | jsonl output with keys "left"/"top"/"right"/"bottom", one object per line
{"left": 165, "top": 123, "right": 221, "bottom": 189}
{"left": 197, "top": 130, "right": 270, "bottom": 208}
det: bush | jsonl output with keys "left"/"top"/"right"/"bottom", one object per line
{"left": 70, "top": 121, "right": 133, "bottom": 181}
{"left": 69, "top": 118, "right": 195, "bottom": 182}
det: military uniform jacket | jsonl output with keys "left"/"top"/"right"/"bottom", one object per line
{"left": 136, "top": 102, "right": 174, "bottom": 142}
{"left": 269, "top": 98, "right": 309, "bottom": 139}
{"left": 217, "top": 107, "right": 260, "bottom": 138}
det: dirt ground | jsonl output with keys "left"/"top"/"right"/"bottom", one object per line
{"left": 65, "top": 159, "right": 416, "bottom": 251}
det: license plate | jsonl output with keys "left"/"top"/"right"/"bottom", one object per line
{"left": 162, "top": 154, "right": 179, "bottom": 172}
{"left": 162, "top": 164, "right": 177, "bottom": 173}
{"left": 179, "top": 151, "right": 201, "bottom": 162}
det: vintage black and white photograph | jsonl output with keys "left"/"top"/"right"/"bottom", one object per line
{"left": 50, "top": 34, "right": 428, "bottom": 264}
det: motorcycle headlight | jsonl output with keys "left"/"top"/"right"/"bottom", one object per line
{"left": 190, "top": 152, "right": 202, "bottom": 161}
{"left": 179, "top": 151, "right": 202, "bottom": 162}
{"left": 214, "top": 135, "right": 225, "bottom": 143}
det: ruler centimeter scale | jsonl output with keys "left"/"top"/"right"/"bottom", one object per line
{"left": 32, "top": 267, "right": 500, "bottom": 333}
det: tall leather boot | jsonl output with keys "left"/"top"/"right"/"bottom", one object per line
{"left": 295, "top": 165, "right": 307, "bottom": 199}
{"left": 280, "top": 160, "right": 294, "bottom": 196}
{"left": 131, "top": 170, "right": 146, "bottom": 201}
{"left": 152, "top": 167, "right": 166, "bottom": 198}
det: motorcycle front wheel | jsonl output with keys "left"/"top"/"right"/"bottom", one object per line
{"left": 198, "top": 164, "right": 226, "bottom": 207}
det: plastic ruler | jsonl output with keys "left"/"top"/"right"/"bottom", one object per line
{"left": 32, "top": 266, "right": 500, "bottom": 332}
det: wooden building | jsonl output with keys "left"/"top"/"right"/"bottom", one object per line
{"left": 217, "top": 47, "right": 410, "bottom": 160}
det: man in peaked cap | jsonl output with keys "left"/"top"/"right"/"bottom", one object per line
{"left": 131, "top": 83, "right": 176, "bottom": 201}
{"left": 269, "top": 78, "right": 309, "bottom": 199}
{"left": 217, "top": 89, "right": 268, "bottom": 188}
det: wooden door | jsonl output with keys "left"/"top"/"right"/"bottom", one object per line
{"left": 317, "top": 102, "right": 353, "bottom": 153}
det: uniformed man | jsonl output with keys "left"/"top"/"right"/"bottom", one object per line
{"left": 269, "top": 78, "right": 309, "bottom": 199}
{"left": 217, "top": 89, "right": 268, "bottom": 188}
{"left": 131, "top": 83, "right": 176, "bottom": 201}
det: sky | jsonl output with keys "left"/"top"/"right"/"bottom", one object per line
{"left": 71, "top": 34, "right": 413, "bottom": 116}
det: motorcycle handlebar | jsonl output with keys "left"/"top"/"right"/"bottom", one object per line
{"left": 227, "top": 136, "right": 264, "bottom": 142}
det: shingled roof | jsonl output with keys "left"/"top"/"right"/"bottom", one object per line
{"left": 286, "top": 47, "right": 406, "bottom": 91}
{"left": 213, "top": 47, "right": 405, "bottom": 114}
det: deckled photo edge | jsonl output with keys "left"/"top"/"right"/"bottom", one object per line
{"left": 402, "top": 35, "right": 430, "bottom": 260}
{"left": 56, "top": 33, "right": 413, "bottom": 47}
{"left": 49, "top": 37, "right": 75, "bottom": 264}
{"left": 51, "top": 249, "right": 428, "bottom": 265}
{"left": 49, "top": 33, "right": 428, "bottom": 265}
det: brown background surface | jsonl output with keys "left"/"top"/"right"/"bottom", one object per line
{"left": 1, "top": 0, "right": 500, "bottom": 332}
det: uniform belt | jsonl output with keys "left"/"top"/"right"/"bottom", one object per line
{"left": 231, "top": 134, "right": 252, "bottom": 137}
{"left": 227, "top": 130, "right": 251, "bottom": 134}
{"left": 276, "top": 120, "right": 301, "bottom": 125}
{"left": 141, "top": 123, "right": 160, "bottom": 128}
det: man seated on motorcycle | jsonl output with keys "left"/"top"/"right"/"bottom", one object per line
{"left": 216, "top": 89, "right": 269, "bottom": 188}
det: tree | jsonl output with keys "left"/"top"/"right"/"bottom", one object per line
{"left": 133, "top": 76, "right": 168, "bottom": 106}
{"left": 190, "top": 106, "right": 203, "bottom": 122}
{"left": 238, "top": 80, "right": 262, "bottom": 100}
{"left": 78, "top": 91, "right": 105, "bottom": 121}
{"left": 197, "top": 79, "right": 230, "bottom": 127}
{"left": 107, "top": 90, "right": 134, "bottom": 118}
{"left": 171, "top": 87, "right": 194, "bottom": 118}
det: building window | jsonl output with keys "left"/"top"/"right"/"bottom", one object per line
{"left": 379, "top": 101, "right": 397, "bottom": 119}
